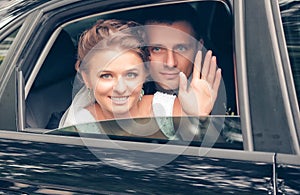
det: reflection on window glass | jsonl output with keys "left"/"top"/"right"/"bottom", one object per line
{"left": 47, "top": 116, "right": 243, "bottom": 150}
{"left": 280, "top": 0, "right": 300, "bottom": 106}
{"left": 0, "top": 29, "right": 19, "bottom": 66}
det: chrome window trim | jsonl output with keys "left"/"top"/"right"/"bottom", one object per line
{"left": 234, "top": 0, "right": 254, "bottom": 151}
{"left": 17, "top": 70, "right": 25, "bottom": 130}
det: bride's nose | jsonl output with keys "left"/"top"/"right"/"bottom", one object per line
{"left": 113, "top": 77, "right": 126, "bottom": 94}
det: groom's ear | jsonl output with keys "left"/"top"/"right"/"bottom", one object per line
{"left": 198, "top": 38, "right": 204, "bottom": 50}
{"left": 144, "top": 68, "right": 150, "bottom": 78}
{"left": 81, "top": 71, "right": 92, "bottom": 89}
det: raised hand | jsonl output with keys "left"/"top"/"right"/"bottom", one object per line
{"left": 178, "top": 50, "right": 221, "bottom": 116}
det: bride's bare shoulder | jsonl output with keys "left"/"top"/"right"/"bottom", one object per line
{"left": 138, "top": 95, "right": 153, "bottom": 116}
{"left": 141, "top": 95, "right": 153, "bottom": 103}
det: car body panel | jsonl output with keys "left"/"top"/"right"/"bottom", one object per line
{"left": 0, "top": 129, "right": 299, "bottom": 194}
{"left": 0, "top": 137, "right": 276, "bottom": 194}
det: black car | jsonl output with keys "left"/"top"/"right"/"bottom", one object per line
{"left": 0, "top": 0, "right": 299, "bottom": 194}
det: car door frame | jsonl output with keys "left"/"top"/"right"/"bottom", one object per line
{"left": 235, "top": 0, "right": 300, "bottom": 154}
{"left": 0, "top": 0, "right": 299, "bottom": 193}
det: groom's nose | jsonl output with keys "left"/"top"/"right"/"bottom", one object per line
{"left": 164, "top": 50, "right": 177, "bottom": 68}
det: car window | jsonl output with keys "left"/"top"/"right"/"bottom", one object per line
{"left": 279, "top": 0, "right": 300, "bottom": 106}
{"left": 0, "top": 29, "right": 19, "bottom": 66}
{"left": 46, "top": 116, "right": 243, "bottom": 150}
{"left": 25, "top": 1, "right": 241, "bottom": 150}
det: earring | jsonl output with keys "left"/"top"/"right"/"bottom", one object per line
{"left": 88, "top": 88, "right": 94, "bottom": 103}
{"left": 139, "top": 89, "right": 144, "bottom": 101}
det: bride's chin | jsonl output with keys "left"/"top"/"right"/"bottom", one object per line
{"left": 112, "top": 112, "right": 132, "bottom": 119}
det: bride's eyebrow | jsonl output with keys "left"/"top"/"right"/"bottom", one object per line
{"left": 96, "top": 70, "right": 111, "bottom": 75}
{"left": 96, "top": 67, "right": 139, "bottom": 74}
{"left": 126, "top": 67, "right": 139, "bottom": 72}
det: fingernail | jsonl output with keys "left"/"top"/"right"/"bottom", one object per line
{"left": 179, "top": 72, "right": 186, "bottom": 78}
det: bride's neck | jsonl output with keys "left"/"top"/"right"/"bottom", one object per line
{"left": 87, "top": 102, "right": 144, "bottom": 120}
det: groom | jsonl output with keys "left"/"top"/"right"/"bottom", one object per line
{"left": 141, "top": 4, "right": 221, "bottom": 115}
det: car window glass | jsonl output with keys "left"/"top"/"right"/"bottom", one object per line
{"left": 46, "top": 116, "right": 243, "bottom": 150}
{"left": 0, "top": 29, "right": 19, "bottom": 66}
{"left": 25, "top": 1, "right": 241, "bottom": 150}
{"left": 279, "top": 0, "right": 300, "bottom": 106}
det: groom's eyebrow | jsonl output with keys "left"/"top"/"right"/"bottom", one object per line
{"left": 148, "top": 44, "right": 166, "bottom": 49}
{"left": 148, "top": 43, "right": 164, "bottom": 47}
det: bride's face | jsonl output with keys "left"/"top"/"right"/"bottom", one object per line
{"left": 82, "top": 50, "right": 147, "bottom": 117}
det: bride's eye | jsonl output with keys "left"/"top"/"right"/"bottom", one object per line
{"left": 99, "top": 73, "right": 112, "bottom": 79}
{"left": 127, "top": 72, "right": 138, "bottom": 78}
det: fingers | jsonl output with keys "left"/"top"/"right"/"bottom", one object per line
{"left": 179, "top": 72, "right": 188, "bottom": 93}
{"left": 201, "top": 50, "right": 212, "bottom": 80}
{"left": 207, "top": 56, "right": 217, "bottom": 84}
{"left": 192, "top": 50, "right": 221, "bottom": 96}
{"left": 201, "top": 50, "right": 220, "bottom": 86}
{"left": 193, "top": 50, "right": 217, "bottom": 83}
{"left": 199, "top": 51, "right": 221, "bottom": 103}
{"left": 193, "top": 50, "right": 202, "bottom": 79}
{"left": 212, "top": 68, "right": 222, "bottom": 96}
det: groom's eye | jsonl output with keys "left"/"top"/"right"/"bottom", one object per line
{"left": 174, "top": 44, "right": 188, "bottom": 53}
{"left": 150, "top": 46, "right": 165, "bottom": 54}
{"left": 152, "top": 47, "right": 161, "bottom": 53}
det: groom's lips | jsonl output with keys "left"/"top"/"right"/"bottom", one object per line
{"left": 160, "top": 72, "right": 180, "bottom": 79}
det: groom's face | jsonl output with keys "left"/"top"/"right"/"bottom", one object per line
{"left": 146, "top": 21, "right": 198, "bottom": 90}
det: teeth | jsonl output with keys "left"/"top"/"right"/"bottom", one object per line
{"left": 111, "top": 96, "right": 128, "bottom": 102}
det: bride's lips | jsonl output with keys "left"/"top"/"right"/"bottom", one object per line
{"left": 109, "top": 96, "right": 129, "bottom": 105}
{"left": 160, "top": 72, "right": 180, "bottom": 79}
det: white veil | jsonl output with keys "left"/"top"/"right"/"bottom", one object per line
{"left": 59, "top": 88, "right": 95, "bottom": 128}
{"left": 59, "top": 73, "right": 96, "bottom": 128}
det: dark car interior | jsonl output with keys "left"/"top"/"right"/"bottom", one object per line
{"left": 25, "top": 1, "right": 236, "bottom": 131}
{"left": 26, "top": 30, "right": 77, "bottom": 129}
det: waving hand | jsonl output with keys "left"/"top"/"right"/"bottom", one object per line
{"left": 178, "top": 50, "right": 221, "bottom": 116}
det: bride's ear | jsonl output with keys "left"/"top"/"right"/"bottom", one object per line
{"left": 81, "top": 72, "right": 92, "bottom": 89}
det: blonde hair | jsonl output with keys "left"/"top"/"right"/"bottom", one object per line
{"left": 76, "top": 19, "right": 148, "bottom": 71}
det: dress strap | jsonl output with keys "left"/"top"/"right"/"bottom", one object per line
{"left": 152, "top": 92, "right": 178, "bottom": 140}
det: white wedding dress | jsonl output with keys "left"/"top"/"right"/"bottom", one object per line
{"left": 59, "top": 86, "right": 178, "bottom": 139}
